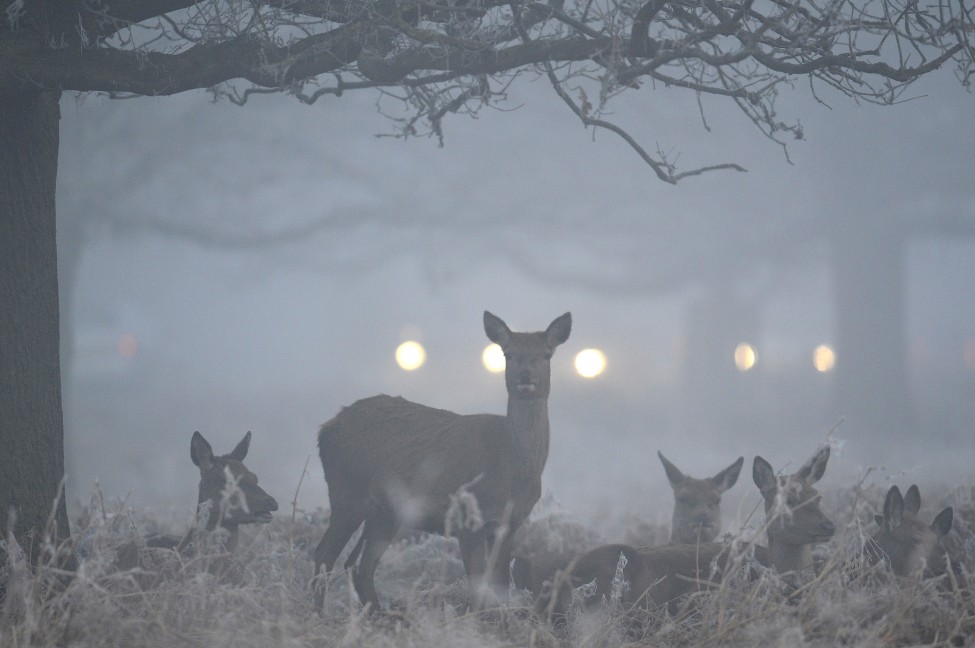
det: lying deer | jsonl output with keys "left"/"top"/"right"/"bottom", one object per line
{"left": 113, "top": 431, "right": 278, "bottom": 572}
{"left": 537, "top": 446, "right": 835, "bottom": 621}
{"left": 658, "top": 451, "right": 744, "bottom": 544}
{"left": 867, "top": 484, "right": 955, "bottom": 579}
{"left": 511, "top": 453, "right": 743, "bottom": 595}
{"left": 313, "top": 311, "right": 571, "bottom": 611}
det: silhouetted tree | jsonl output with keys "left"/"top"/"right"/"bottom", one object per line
{"left": 1, "top": 0, "right": 971, "bottom": 558}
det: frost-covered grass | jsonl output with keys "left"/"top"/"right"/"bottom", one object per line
{"left": 2, "top": 482, "right": 974, "bottom": 648}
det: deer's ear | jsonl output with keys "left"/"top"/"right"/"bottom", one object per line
{"left": 657, "top": 451, "right": 685, "bottom": 487}
{"left": 903, "top": 484, "right": 921, "bottom": 516}
{"left": 712, "top": 456, "right": 744, "bottom": 493}
{"left": 874, "top": 514, "right": 885, "bottom": 528}
{"left": 228, "top": 431, "right": 252, "bottom": 462}
{"left": 752, "top": 456, "right": 776, "bottom": 493}
{"left": 931, "top": 507, "right": 953, "bottom": 537}
{"left": 484, "top": 311, "right": 512, "bottom": 347}
{"left": 796, "top": 445, "right": 830, "bottom": 484}
{"left": 883, "top": 486, "right": 904, "bottom": 532}
{"left": 545, "top": 312, "right": 572, "bottom": 347}
{"left": 191, "top": 431, "right": 214, "bottom": 470}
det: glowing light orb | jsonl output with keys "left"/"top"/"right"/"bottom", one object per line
{"left": 813, "top": 344, "right": 836, "bottom": 373}
{"left": 482, "top": 344, "right": 505, "bottom": 373}
{"left": 734, "top": 343, "right": 756, "bottom": 372}
{"left": 118, "top": 333, "right": 138, "bottom": 359}
{"left": 395, "top": 341, "right": 426, "bottom": 371}
{"left": 574, "top": 348, "right": 607, "bottom": 378}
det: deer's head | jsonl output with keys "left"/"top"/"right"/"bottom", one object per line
{"left": 190, "top": 431, "right": 278, "bottom": 530}
{"left": 870, "top": 485, "right": 954, "bottom": 578}
{"left": 484, "top": 311, "right": 571, "bottom": 401}
{"left": 659, "top": 451, "right": 743, "bottom": 544}
{"left": 753, "top": 446, "right": 835, "bottom": 546}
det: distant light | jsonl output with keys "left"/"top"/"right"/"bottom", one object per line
{"left": 964, "top": 339, "right": 975, "bottom": 370}
{"left": 575, "top": 348, "right": 607, "bottom": 378}
{"left": 482, "top": 344, "right": 505, "bottom": 373}
{"left": 395, "top": 341, "right": 426, "bottom": 371}
{"left": 813, "top": 344, "right": 836, "bottom": 373}
{"left": 118, "top": 333, "right": 138, "bottom": 359}
{"left": 734, "top": 343, "right": 756, "bottom": 372}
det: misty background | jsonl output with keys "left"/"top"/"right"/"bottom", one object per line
{"left": 55, "top": 71, "right": 974, "bottom": 530}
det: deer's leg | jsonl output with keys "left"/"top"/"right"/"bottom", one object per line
{"left": 352, "top": 514, "right": 396, "bottom": 613}
{"left": 487, "top": 527, "right": 515, "bottom": 591}
{"left": 313, "top": 499, "right": 366, "bottom": 611}
{"left": 314, "top": 500, "right": 367, "bottom": 576}
{"left": 458, "top": 528, "right": 492, "bottom": 609}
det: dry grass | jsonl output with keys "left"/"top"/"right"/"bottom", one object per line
{"left": 2, "top": 480, "right": 973, "bottom": 648}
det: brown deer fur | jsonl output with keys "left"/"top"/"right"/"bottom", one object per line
{"left": 177, "top": 430, "right": 279, "bottom": 555}
{"left": 538, "top": 446, "right": 835, "bottom": 620}
{"left": 314, "top": 311, "right": 571, "bottom": 611}
{"left": 658, "top": 451, "right": 744, "bottom": 544}
{"left": 112, "top": 431, "right": 278, "bottom": 574}
{"left": 868, "top": 484, "right": 955, "bottom": 579}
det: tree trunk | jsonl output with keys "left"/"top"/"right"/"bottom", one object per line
{"left": 680, "top": 279, "right": 761, "bottom": 436}
{"left": 0, "top": 87, "right": 71, "bottom": 561}
{"left": 831, "top": 215, "right": 915, "bottom": 452}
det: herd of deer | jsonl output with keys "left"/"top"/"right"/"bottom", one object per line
{"left": 177, "top": 311, "right": 963, "bottom": 622}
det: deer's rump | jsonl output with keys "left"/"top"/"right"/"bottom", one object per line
{"left": 318, "top": 394, "right": 507, "bottom": 529}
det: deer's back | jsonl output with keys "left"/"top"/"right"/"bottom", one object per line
{"left": 561, "top": 542, "right": 768, "bottom": 611}
{"left": 318, "top": 395, "right": 506, "bottom": 516}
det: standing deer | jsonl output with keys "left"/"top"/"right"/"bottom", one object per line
{"left": 658, "top": 451, "right": 744, "bottom": 544}
{"left": 867, "top": 484, "right": 955, "bottom": 579}
{"left": 538, "top": 446, "right": 835, "bottom": 620}
{"left": 314, "top": 311, "right": 571, "bottom": 611}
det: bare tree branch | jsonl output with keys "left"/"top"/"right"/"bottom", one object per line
{"left": 4, "top": 0, "right": 971, "bottom": 182}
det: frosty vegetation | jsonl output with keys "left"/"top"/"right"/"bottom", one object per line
{"left": 2, "top": 471, "right": 974, "bottom": 647}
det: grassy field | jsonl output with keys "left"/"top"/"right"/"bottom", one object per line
{"left": 2, "top": 480, "right": 973, "bottom": 648}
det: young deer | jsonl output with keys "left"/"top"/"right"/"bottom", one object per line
{"left": 314, "top": 311, "right": 571, "bottom": 611}
{"left": 175, "top": 431, "right": 279, "bottom": 555}
{"left": 538, "top": 446, "right": 835, "bottom": 621}
{"left": 867, "top": 484, "right": 955, "bottom": 579}
{"left": 658, "top": 451, "right": 744, "bottom": 544}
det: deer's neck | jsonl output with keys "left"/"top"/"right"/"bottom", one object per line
{"left": 767, "top": 535, "right": 810, "bottom": 574}
{"left": 504, "top": 397, "right": 550, "bottom": 476}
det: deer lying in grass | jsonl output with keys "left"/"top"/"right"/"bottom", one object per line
{"left": 867, "top": 484, "right": 956, "bottom": 580}
{"left": 537, "top": 446, "right": 835, "bottom": 621}
{"left": 113, "top": 431, "right": 278, "bottom": 572}
{"left": 658, "top": 451, "right": 744, "bottom": 545}
{"left": 313, "top": 311, "right": 571, "bottom": 612}
{"left": 510, "top": 453, "right": 743, "bottom": 596}
{"left": 176, "top": 431, "right": 279, "bottom": 554}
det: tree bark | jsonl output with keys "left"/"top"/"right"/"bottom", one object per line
{"left": 0, "top": 87, "right": 71, "bottom": 561}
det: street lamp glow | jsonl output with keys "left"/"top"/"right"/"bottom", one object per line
{"left": 574, "top": 348, "right": 607, "bottom": 378}
{"left": 482, "top": 343, "right": 505, "bottom": 373}
{"left": 734, "top": 343, "right": 756, "bottom": 371}
{"left": 813, "top": 344, "right": 836, "bottom": 372}
{"left": 395, "top": 341, "right": 426, "bottom": 371}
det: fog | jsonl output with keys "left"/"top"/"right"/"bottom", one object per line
{"left": 56, "top": 72, "right": 974, "bottom": 528}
